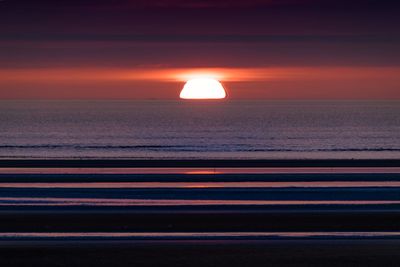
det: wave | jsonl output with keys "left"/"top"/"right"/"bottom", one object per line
{"left": 1, "top": 144, "right": 400, "bottom": 153}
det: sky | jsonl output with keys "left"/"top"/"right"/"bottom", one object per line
{"left": 0, "top": 0, "right": 400, "bottom": 99}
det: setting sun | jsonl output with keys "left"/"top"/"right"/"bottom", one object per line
{"left": 179, "top": 78, "right": 226, "bottom": 99}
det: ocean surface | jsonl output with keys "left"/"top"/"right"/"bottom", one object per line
{"left": 0, "top": 100, "right": 399, "bottom": 159}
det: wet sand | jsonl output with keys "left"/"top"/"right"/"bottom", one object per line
{"left": 0, "top": 159, "right": 400, "bottom": 266}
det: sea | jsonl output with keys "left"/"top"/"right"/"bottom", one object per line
{"left": 0, "top": 100, "right": 399, "bottom": 159}
{"left": 1, "top": 100, "right": 400, "bottom": 258}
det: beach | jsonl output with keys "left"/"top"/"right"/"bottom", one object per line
{"left": 0, "top": 160, "right": 399, "bottom": 266}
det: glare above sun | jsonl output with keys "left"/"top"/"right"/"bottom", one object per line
{"left": 180, "top": 78, "right": 226, "bottom": 99}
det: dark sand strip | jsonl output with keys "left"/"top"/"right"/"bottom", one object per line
{"left": 1, "top": 240, "right": 400, "bottom": 267}
{"left": 0, "top": 205, "right": 400, "bottom": 232}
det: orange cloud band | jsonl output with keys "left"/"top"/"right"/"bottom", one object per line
{"left": 1, "top": 67, "right": 400, "bottom": 83}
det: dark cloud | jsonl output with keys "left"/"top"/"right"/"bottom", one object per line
{"left": 1, "top": 0, "right": 399, "bottom": 69}
{"left": 0, "top": 0, "right": 313, "bottom": 8}
{"left": 2, "top": 0, "right": 399, "bottom": 8}
{"left": 1, "top": 0, "right": 399, "bottom": 36}
{"left": 1, "top": 33, "right": 399, "bottom": 44}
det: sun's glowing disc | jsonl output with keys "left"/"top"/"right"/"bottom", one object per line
{"left": 180, "top": 78, "right": 226, "bottom": 99}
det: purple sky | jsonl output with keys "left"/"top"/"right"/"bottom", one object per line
{"left": 1, "top": 0, "right": 399, "bottom": 99}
